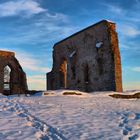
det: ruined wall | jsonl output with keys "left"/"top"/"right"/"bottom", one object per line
{"left": 0, "top": 50, "right": 28, "bottom": 95}
{"left": 47, "top": 20, "right": 122, "bottom": 92}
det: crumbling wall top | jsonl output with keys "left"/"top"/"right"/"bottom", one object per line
{"left": 0, "top": 50, "right": 15, "bottom": 57}
{"left": 53, "top": 20, "right": 116, "bottom": 48}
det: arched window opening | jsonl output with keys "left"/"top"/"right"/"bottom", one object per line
{"left": 84, "top": 64, "right": 89, "bottom": 84}
{"left": 59, "top": 59, "right": 67, "bottom": 88}
{"left": 96, "top": 42, "right": 103, "bottom": 48}
{"left": 4, "top": 65, "right": 11, "bottom": 90}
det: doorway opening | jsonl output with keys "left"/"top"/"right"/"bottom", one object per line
{"left": 59, "top": 59, "right": 67, "bottom": 88}
{"left": 84, "top": 64, "right": 89, "bottom": 84}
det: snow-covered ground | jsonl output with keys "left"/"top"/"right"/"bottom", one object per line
{"left": 0, "top": 90, "right": 140, "bottom": 140}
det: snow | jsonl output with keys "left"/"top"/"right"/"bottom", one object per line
{"left": 0, "top": 90, "right": 140, "bottom": 139}
{"left": 106, "top": 19, "right": 115, "bottom": 23}
{"left": 69, "top": 51, "right": 76, "bottom": 58}
{"left": 96, "top": 42, "right": 103, "bottom": 48}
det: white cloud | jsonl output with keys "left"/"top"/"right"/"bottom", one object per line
{"left": 0, "top": 48, "right": 51, "bottom": 73}
{"left": 108, "top": 5, "right": 123, "bottom": 14}
{"left": 132, "top": 67, "right": 140, "bottom": 72}
{"left": 16, "top": 52, "right": 51, "bottom": 73}
{"left": 102, "top": 3, "right": 124, "bottom": 15}
{"left": 16, "top": 51, "right": 50, "bottom": 90}
{"left": 124, "top": 26, "right": 140, "bottom": 36}
{"left": 0, "top": 0, "right": 46, "bottom": 17}
{"left": 118, "top": 25, "right": 140, "bottom": 37}
{"left": 27, "top": 75, "right": 46, "bottom": 90}
{"left": 120, "top": 44, "right": 130, "bottom": 49}
{"left": 17, "top": 52, "right": 51, "bottom": 74}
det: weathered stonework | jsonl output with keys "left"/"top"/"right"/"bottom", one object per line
{"left": 0, "top": 50, "right": 28, "bottom": 95}
{"left": 47, "top": 20, "right": 123, "bottom": 92}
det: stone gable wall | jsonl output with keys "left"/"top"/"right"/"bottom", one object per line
{"left": 47, "top": 20, "right": 122, "bottom": 92}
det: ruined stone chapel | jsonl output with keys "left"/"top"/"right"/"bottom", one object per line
{"left": 47, "top": 20, "right": 123, "bottom": 92}
{"left": 0, "top": 50, "right": 28, "bottom": 95}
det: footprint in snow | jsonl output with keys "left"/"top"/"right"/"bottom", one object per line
{"left": 118, "top": 111, "right": 140, "bottom": 139}
{"left": 128, "top": 134, "right": 139, "bottom": 140}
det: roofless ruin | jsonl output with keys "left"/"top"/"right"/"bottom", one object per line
{"left": 47, "top": 20, "right": 123, "bottom": 92}
{"left": 0, "top": 50, "right": 28, "bottom": 95}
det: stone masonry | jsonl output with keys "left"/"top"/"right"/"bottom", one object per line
{"left": 47, "top": 20, "right": 123, "bottom": 92}
{"left": 0, "top": 50, "right": 28, "bottom": 95}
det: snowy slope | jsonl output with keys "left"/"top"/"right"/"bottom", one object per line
{"left": 0, "top": 90, "right": 140, "bottom": 140}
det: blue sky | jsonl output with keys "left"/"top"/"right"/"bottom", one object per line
{"left": 0, "top": 0, "right": 140, "bottom": 90}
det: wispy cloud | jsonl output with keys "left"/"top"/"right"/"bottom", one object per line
{"left": 0, "top": 47, "right": 51, "bottom": 73}
{"left": 132, "top": 67, "right": 140, "bottom": 72}
{"left": 108, "top": 5, "right": 123, "bottom": 15}
{"left": 16, "top": 51, "right": 51, "bottom": 73}
{"left": 0, "top": 1, "right": 76, "bottom": 46}
{"left": 102, "top": 3, "right": 125, "bottom": 15}
{"left": 101, "top": 2, "right": 140, "bottom": 24}
{"left": 0, "top": 47, "right": 50, "bottom": 90}
{"left": 0, "top": 0, "right": 46, "bottom": 17}
{"left": 0, "top": 0, "right": 77, "bottom": 90}
{"left": 118, "top": 25, "right": 140, "bottom": 37}
{"left": 123, "top": 81, "right": 140, "bottom": 90}
{"left": 27, "top": 75, "right": 46, "bottom": 90}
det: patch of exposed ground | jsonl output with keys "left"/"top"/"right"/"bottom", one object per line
{"left": 109, "top": 92, "right": 140, "bottom": 99}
